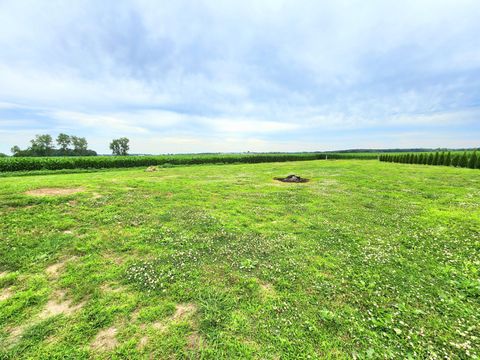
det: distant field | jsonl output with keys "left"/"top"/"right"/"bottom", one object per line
{"left": 0, "top": 153, "right": 378, "bottom": 172}
{"left": 1, "top": 160, "right": 479, "bottom": 358}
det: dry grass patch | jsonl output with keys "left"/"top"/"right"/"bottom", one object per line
{"left": 38, "top": 290, "right": 84, "bottom": 319}
{"left": 141, "top": 303, "right": 199, "bottom": 350}
{"left": 0, "top": 287, "right": 13, "bottom": 301}
{"left": 259, "top": 282, "right": 276, "bottom": 300}
{"left": 5, "top": 289, "right": 84, "bottom": 345}
{"left": 172, "top": 303, "right": 197, "bottom": 321}
{"left": 24, "top": 187, "right": 84, "bottom": 196}
{"left": 137, "top": 335, "right": 149, "bottom": 350}
{"left": 92, "top": 192, "right": 103, "bottom": 199}
{"left": 91, "top": 326, "right": 118, "bottom": 352}
{"left": 151, "top": 321, "right": 167, "bottom": 332}
{"left": 187, "top": 331, "right": 203, "bottom": 350}
{"left": 46, "top": 257, "right": 76, "bottom": 279}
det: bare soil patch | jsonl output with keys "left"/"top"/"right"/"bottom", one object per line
{"left": 145, "top": 166, "right": 159, "bottom": 172}
{"left": 25, "top": 187, "right": 84, "bottom": 196}
{"left": 0, "top": 287, "right": 13, "bottom": 301}
{"left": 151, "top": 321, "right": 167, "bottom": 332}
{"left": 7, "top": 289, "right": 85, "bottom": 345}
{"left": 187, "top": 332, "right": 203, "bottom": 350}
{"left": 259, "top": 282, "right": 276, "bottom": 299}
{"left": 150, "top": 303, "right": 197, "bottom": 333}
{"left": 173, "top": 303, "right": 197, "bottom": 321}
{"left": 274, "top": 175, "right": 309, "bottom": 183}
{"left": 46, "top": 257, "right": 76, "bottom": 279}
{"left": 137, "top": 335, "right": 149, "bottom": 350}
{"left": 38, "top": 290, "right": 84, "bottom": 319}
{"left": 91, "top": 326, "right": 118, "bottom": 351}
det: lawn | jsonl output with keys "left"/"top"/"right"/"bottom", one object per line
{"left": 0, "top": 160, "right": 479, "bottom": 359}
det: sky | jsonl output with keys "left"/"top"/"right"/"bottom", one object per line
{"left": 1, "top": 0, "right": 479, "bottom": 154}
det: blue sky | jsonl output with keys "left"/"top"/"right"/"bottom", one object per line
{"left": 1, "top": 0, "right": 479, "bottom": 154}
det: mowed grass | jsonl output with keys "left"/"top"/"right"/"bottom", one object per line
{"left": 0, "top": 160, "right": 479, "bottom": 359}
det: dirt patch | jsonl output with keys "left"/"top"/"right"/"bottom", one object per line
{"left": 46, "top": 257, "right": 75, "bottom": 279}
{"left": 151, "top": 321, "right": 167, "bottom": 332}
{"left": 173, "top": 303, "right": 197, "bottom": 321}
{"left": 25, "top": 187, "right": 84, "bottom": 196}
{"left": 259, "top": 282, "right": 276, "bottom": 299}
{"left": 0, "top": 287, "right": 13, "bottom": 301}
{"left": 274, "top": 175, "right": 309, "bottom": 183}
{"left": 149, "top": 303, "right": 197, "bottom": 333}
{"left": 5, "top": 289, "right": 84, "bottom": 345}
{"left": 91, "top": 326, "right": 118, "bottom": 351}
{"left": 145, "top": 166, "right": 158, "bottom": 172}
{"left": 137, "top": 335, "right": 149, "bottom": 350}
{"left": 187, "top": 332, "right": 203, "bottom": 350}
{"left": 38, "top": 290, "right": 84, "bottom": 319}
{"left": 7, "top": 325, "right": 24, "bottom": 344}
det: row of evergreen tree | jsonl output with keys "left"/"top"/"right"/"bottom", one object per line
{"left": 379, "top": 151, "right": 479, "bottom": 169}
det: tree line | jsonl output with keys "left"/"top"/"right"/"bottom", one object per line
{"left": 379, "top": 151, "right": 479, "bottom": 169}
{"left": 9, "top": 134, "right": 130, "bottom": 157}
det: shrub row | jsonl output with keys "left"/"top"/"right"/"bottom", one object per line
{"left": 379, "top": 151, "right": 479, "bottom": 169}
{"left": 0, "top": 152, "right": 377, "bottom": 172}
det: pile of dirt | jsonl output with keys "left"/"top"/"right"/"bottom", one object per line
{"left": 274, "top": 175, "right": 309, "bottom": 183}
{"left": 145, "top": 166, "right": 158, "bottom": 172}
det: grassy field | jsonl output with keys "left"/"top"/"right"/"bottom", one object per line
{"left": 0, "top": 160, "right": 479, "bottom": 359}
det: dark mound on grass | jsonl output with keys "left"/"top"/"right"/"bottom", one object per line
{"left": 274, "top": 175, "right": 309, "bottom": 183}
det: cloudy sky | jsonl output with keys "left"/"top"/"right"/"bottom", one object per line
{"left": 1, "top": 0, "right": 479, "bottom": 154}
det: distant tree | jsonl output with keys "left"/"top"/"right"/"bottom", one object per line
{"left": 11, "top": 134, "right": 96, "bottom": 157}
{"left": 0, "top": 153, "right": 7, "bottom": 157}
{"left": 30, "top": 134, "right": 54, "bottom": 156}
{"left": 451, "top": 155, "right": 460, "bottom": 167}
{"left": 11, "top": 146, "right": 21, "bottom": 156}
{"left": 418, "top": 154, "right": 424, "bottom": 164}
{"left": 433, "top": 152, "right": 439, "bottom": 165}
{"left": 468, "top": 151, "right": 477, "bottom": 169}
{"left": 444, "top": 152, "right": 451, "bottom": 166}
{"left": 476, "top": 156, "right": 480, "bottom": 169}
{"left": 458, "top": 152, "right": 468, "bottom": 168}
{"left": 438, "top": 152, "right": 445, "bottom": 166}
{"left": 71, "top": 136, "right": 88, "bottom": 152}
{"left": 110, "top": 137, "right": 130, "bottom": 156}
{"left": 56, "top": 133, "right": 71, "bottom": 151}
{"left": 427, "top": 153, "right": 434, "bottom": 165}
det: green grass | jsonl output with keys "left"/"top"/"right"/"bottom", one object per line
{"left": 0, "top": 160, "right": 479, "bottom": 359}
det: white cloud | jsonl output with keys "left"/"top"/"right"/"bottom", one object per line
{"left": 0, "top": 0, "right": 479, "bottom": 153}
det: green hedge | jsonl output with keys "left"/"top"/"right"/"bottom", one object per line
{"left": 0, "top": 153, "right": 377, "bottom": 172}
{"left": 379, "top": 151, "right": 479, "bottom": 169}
